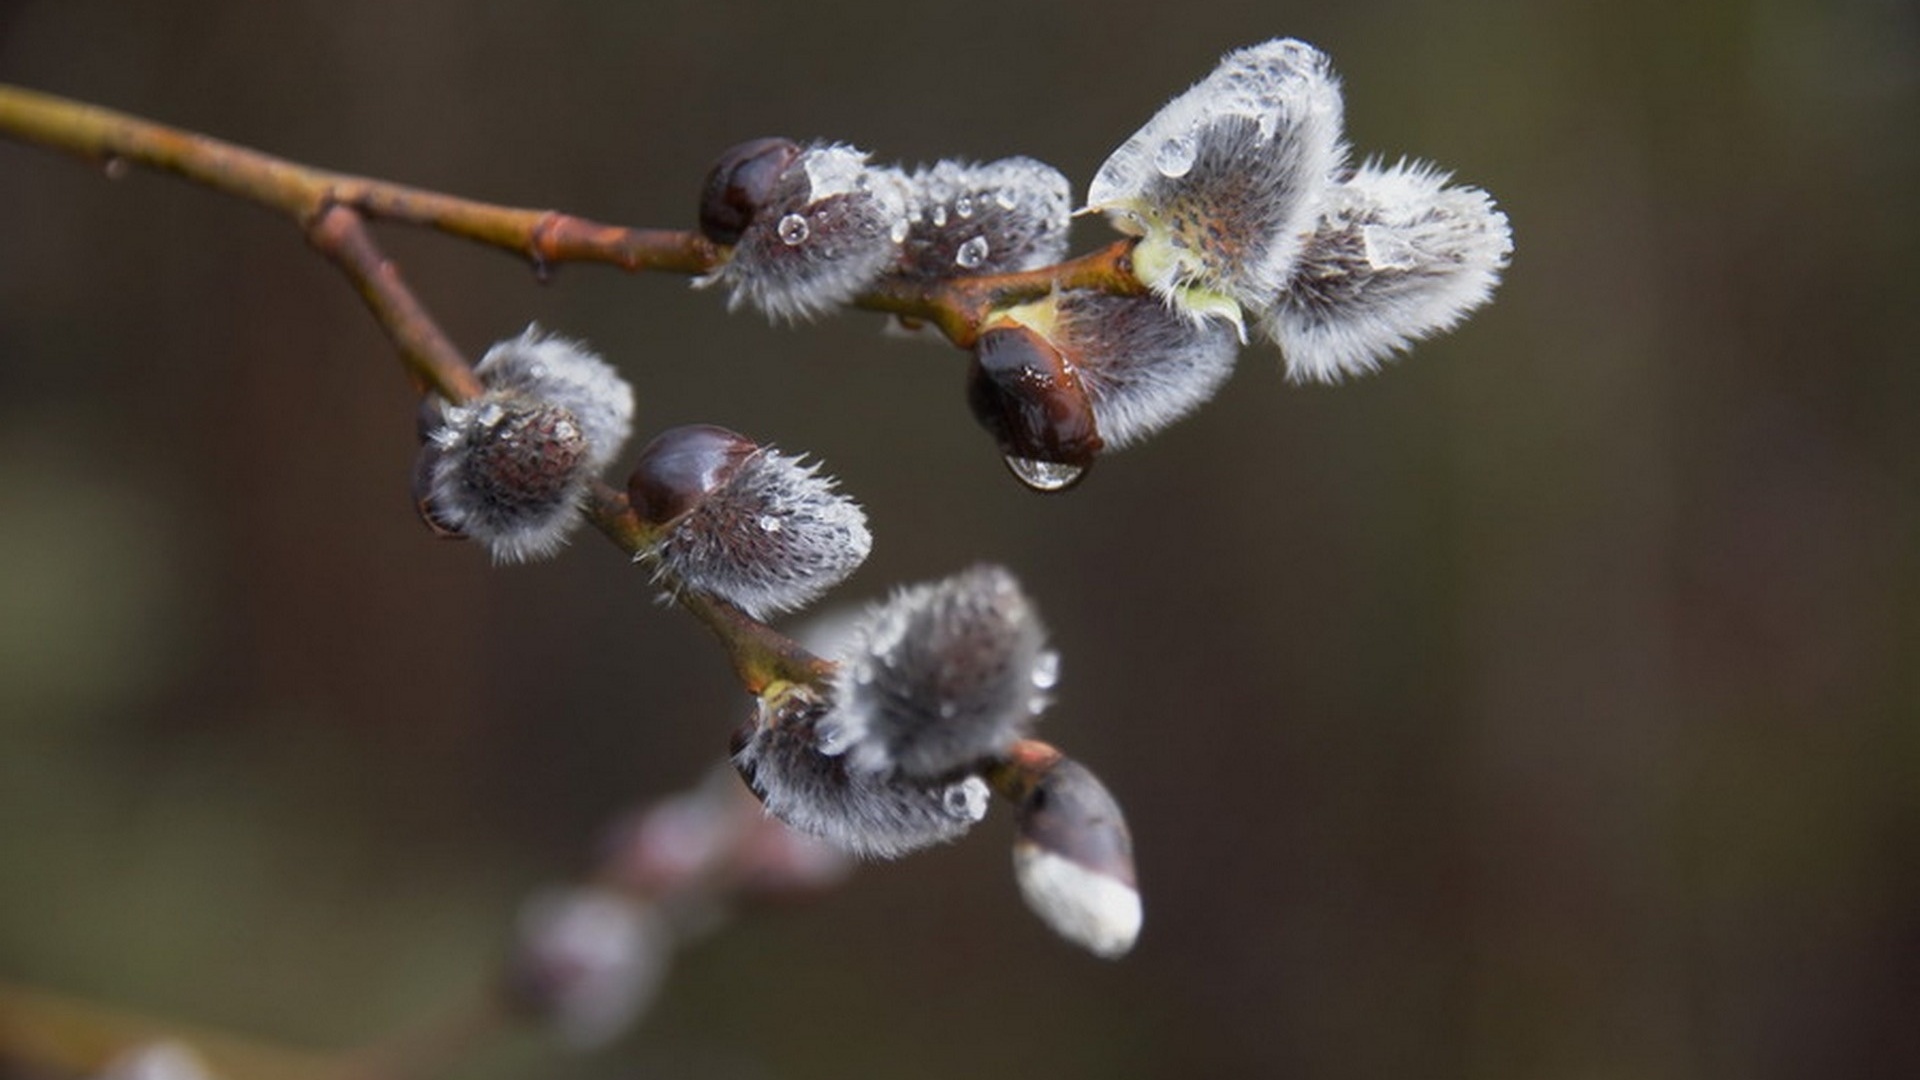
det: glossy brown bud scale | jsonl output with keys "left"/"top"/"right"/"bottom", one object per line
{"left": 1015, "top": 758, "right": 1136, "bottom": 889}
{"left": 966, "top": 326, "right": 1104, "bottom": 469}
{"left": 626, "top": 424, "right": 760, "bottom": 527}
{"left": 698, "top": 137, "right": 802, "bottom": 246}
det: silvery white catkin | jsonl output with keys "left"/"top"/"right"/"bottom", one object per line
{"left": 827, "top": 564, "right": 1055, "bottom": 779}
{"left": 1260, "top": 158, "right": 1514, "bottom": 382}
{"left": 1087, "top": 39, "right": 1348, "bottom": 323}
{"left": 891, "top": 157, "right": 1072, "bottom": 279}
{"left": 508, "top": 886, "right": 671, "bottom": 1050}
{"left": 424, "top": 400, "right": 590, "bottom": 562}
{"left": 420, "top": 328, "right": 634, "bottom": 563}
{"left": 1047, "top": 290, "right": 1243, "bottom": 450}
{"left": 705, "top": 143, "right": 911, "bottom": 322}
{"left": 473, "top": 327, "right": 636, "bottom": 471}
{"left": 734, "top": 696, "right": 991, "bottom": 859}
{"left": 648, "top": 446, "right": 872, "bottom": 620}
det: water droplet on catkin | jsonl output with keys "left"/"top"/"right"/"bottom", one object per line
{"left": 777, "top": 214, "right": 810, "bottom": 245}
{"left": 1003, "top": 456, "right": 1086, "bottom": 492}
{"left": 955, "top": 236, "right": 990, "bottom": 269}
{"left": 1031, "top": 650, "right": 1061, "bottom": 690}
{"left": 1153, "top": 133, "right": 1198, "bottom": 178}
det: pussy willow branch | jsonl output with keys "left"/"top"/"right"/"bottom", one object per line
{"left": 0, "top": 81, "right": 1090, "bottom": 1077}
{"left": 0, "top": 84, "right": 1141, "bottom": 349}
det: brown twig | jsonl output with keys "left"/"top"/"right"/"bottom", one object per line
{"left": 0, "top": 83, "right": 1142, "bottom": 348}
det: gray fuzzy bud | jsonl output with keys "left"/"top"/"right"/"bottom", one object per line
{"left": 734, "top": 693, "right": 990, "bottom": 860}
{"left": 1047, "top": 290, "right": 1243, "bottom": 450}
{"left": 701, "top": 143, "right": 911, "bottom": 322}
{"left": 417, "top": 328, "right": 634, "bottom": 562}
{"left": 891, "top": 157, "right": 1072, "bottom": 279}
{"left": 423, "top": 397, "right": 591, "bottom": 563}
{"left": 507, "top": 886, "right": 671, "bottom": 1049}
{"left": 828, "top": 565, "right": 1053, "bottom": 779}
{"left": 646, "top": 444, "right": 872, "bottom": 619}
{"left": 1260, "top": 158, "right": 1513, "bottom": 382}
{"left": 473, "top": 326, "right": 635, "bottom": 469}
{"left": 1089, "top": 39, "right": 1347, "bottom": 320}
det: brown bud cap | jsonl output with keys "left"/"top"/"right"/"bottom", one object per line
{"left": 1011, "top": 755, "right": 1141, "bottom": 958}
{"left": 967, "top": 325, "right": 1104, "bottom": 481}
{"left": 699, "top": 137, "right": 803, "bottom": 246}
{"left": 626, "top": 424, "right": 760, "bottom": 528}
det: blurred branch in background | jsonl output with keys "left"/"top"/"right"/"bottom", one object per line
{"left": 0, "top": 768, "right": 853, "bottom": 1080}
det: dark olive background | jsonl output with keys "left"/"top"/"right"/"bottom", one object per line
{"left": 2, "top": 1, "right": 1917, "bottom": 1078}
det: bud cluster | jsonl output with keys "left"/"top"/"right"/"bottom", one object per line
{"left": 1088, "top": 38, "right": 1512, "bottom": 382}
{"left": 696, "top": 139, "right": 1075, "bottom": 322}
{"left": 732, "top": 566, "right": 1050, "bottom": 856}
{"left": 415, "top": 327, "right": 635, "bottom": 562}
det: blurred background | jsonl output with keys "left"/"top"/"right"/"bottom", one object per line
{"left": 2, "top": 0, "right": 1916, "bottom": 1077}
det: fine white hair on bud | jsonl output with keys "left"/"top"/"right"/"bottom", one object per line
{"left": 1088, "top": 39, "right": 1347, "bottom": 328}
{"left": 827, "top": 564, "right": 1054, "bottom": 780}
{"left": 891, "top": 157, "right": 1072, "bottom": 279}
{"left": 1259, "top": 158, "right": 1514, "bottom": 382}
{"left": 999, "top": 290, "right": 1242, "bottom": 451}
{"left": 1011, "top": 757, "right": 1142, "bottom": 959}
{"left": 629, "top": 425, "right": 872, "bottom": 620}
{"left": 420, "top": 398, "right": 592, "bottom": 563}
{"left": 415, "top": 327, "right": 634, "bottom": 563}
{"left": 734, "top": 693, "right": 991, "bottom": 859}
{"left": 698, "top": 142, "right": 911, "bottom": 322}
{"left": 506, "top": 886, "right": 672, "bottom": 1050}
{"left": 473, "top": 326, "right": 635, "bottom": 469}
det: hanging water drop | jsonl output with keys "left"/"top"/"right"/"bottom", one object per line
{"left": 1153, "top": 133, "right": 1198, "bottom": 178}
{"left": 954, "top": 236, "right": 990, "bottom": 269}
{"left": 954, "top": 194, "right": 974, "bottom": 218}
{"left": 777, "top": 213, "right": 810, "bottom": 245}
{"left": 1003, "top": 456, "right": 1086, "bottom": 492}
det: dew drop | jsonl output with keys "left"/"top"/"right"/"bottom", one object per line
{"left": 954, "top": 235, "right": 990, "bottom": 269}
{"left": 1361, "top": 224, "right": 1418, "bottom": 271}
{"left": 815, "top": 718, "right": 853, "bottom": 756}
{"left": 1030, "top": 650, "right": 1061, "bottom": 690}
{"left": 1153, "top": 133, "right": 1198, "bottom": 178}
{"left": 1003, "top": 456, "right": 1086, "bottom": 492}
{"left": 758, "top": 514, "right": 784, "bottom": 533}
{"left": 931, "top": 204, "right": 948, "bottom": 228}
{"left": 777, "top": 213, "right": 810, "bottom": 245}
{"left": 994, "top": 188, "right": 1019, "bottom": 211}
{"left": 954, "top": 194, "right": 974, "bottom": 218}
{"left": 942, "top": 777, "right": 989, "bottom": 822}
{"left": 889, "top": 217, "right": 911, "bottom": 244}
